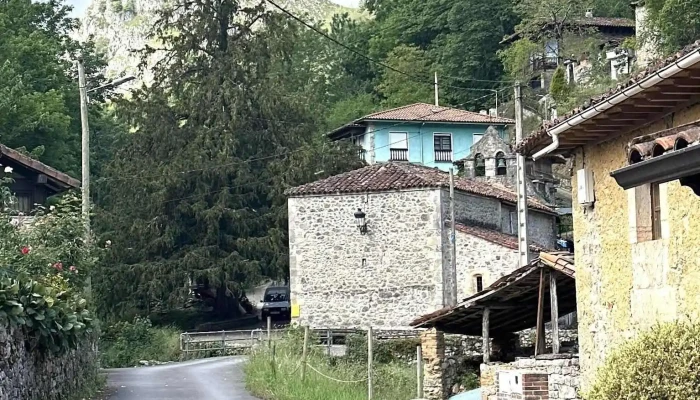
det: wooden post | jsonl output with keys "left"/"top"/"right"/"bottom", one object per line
{"left": 267, "top": 316, "right": 272, "bottom": 348}
{"left": 550, "top": 273, "right": 560, "bottom": 354}
{"left": 535, "top": 269, "right": 546, "bottom": 355}
{"left": 271, "top": 343, "right": 277, "bottom": 378}
{"left": 482, "top": 307, "right": 491, "bottom": 363}
{"left": 327, "top": 329, "right": 332, "bottom": 356}
{"left": 416, "top": 345, "right": 424, "bottom": 398}
{"left": 368, "top": 326, "right": 374, "bottom": 400}
{"left": 221, "top": 330, "right": 226, "bottom": 353}
{"left": 301, "top": 326, "right": 309, "bottom": 381}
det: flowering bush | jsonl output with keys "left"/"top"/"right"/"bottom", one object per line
{"left": 0, "top": 174, "right": 96, "bottom": 353}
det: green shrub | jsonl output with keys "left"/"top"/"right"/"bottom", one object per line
{"left": 100, "top": 317, "right": 181, "bottom": 367}
{"left": 585, "top": 321, "right": 700, "bottom": 400}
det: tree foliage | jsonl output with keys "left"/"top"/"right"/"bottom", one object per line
{"left": 94, "top": 0, "right": 362, "bottom": 318}
{"left": 645, "top": 0, "right": 700, "bottom": 54}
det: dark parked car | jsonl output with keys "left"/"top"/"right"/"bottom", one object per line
{"left": 259, "top": 286, "right": 291, "bottom": 321}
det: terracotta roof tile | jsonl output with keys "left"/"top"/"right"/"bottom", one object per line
{"left": 362, "top": 103, "right": 515, "bottom": 125}
{"left": 576, "top": 16, "right": 635, "bottom": 28}
{"left": 0, "top": 144, "right": 79, "bottom": 189}
{"left": 455, "top": 223, "right": 549, "bottom": 252}
{"left": 515, "top": 40, "right": 700, "bottom": 154}
{"left": 286, "top": 163, "right": 554, "bottom": 213}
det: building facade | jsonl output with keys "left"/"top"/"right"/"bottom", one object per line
{"left": 286, "top": 163, "right": 556, "bottom": 329}
{"left": 328, "top": 103, "right": 514, "bottom": 171}
{"left": 515, "top": 41, "right": 700, "bottom": 387}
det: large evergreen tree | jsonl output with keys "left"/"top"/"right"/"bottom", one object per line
{"left": 95, "top": 0, "right": 361, "bottom": 317}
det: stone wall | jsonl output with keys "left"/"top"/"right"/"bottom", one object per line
{"left": 481, "top": 356, "right": 581, "bottom": 400}
{"left": 0, "top": 324, "right": 98, "bottom": 400}
{"left": 289, "top": 190, "right": 445, "bottom": 329}
{"left": 501, "top": 204, "right": 557, "bottom": 249}
{"left": 572, "top": 103, "right": 700, "bottom": 388}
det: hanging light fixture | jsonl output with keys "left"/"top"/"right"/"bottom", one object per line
{"left": 354, "top": 208, "right": 368, "bottom": 235}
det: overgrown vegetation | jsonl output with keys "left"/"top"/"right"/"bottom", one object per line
{"left": 585, "top": 321, "right": 700, "bottom": 400}
{"left": 245, "top": 329, "right": 415, "bottom": 400}
{"left": 99, "top": 317, "right": 181, "bottom": 368}
{"left": 0, "top": 174, "right": 96, "bottom": 354}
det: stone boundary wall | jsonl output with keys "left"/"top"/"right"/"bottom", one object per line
{"left": 481, "top": 356, "right": 581, "bottom": 400}
{"left": 0, "top": 324, "right": 99, "bottom": 400}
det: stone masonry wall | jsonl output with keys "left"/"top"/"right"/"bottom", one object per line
{"left": 481, "top": 356, "right": 581, "bottom": 400}
{"left": 572, "top": 103, "right": 700, "bottom": 388}
{"left": 288, "top": 190, "right": 445, "bottom": 329}
{"left": 0, "top": 324, "right": 98, "bottom": 400}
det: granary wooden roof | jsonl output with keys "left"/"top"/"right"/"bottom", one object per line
{"left": 285, "top": 163, "right": 554, "bottom": 213}
{"left": 0, "top": 144, "right": 80, "bottom": 191}
{"left": 515, "top": 40, "right": 700, "bottom": 157}
{"left": 411, "top": 252, "right": 575, "bottom": 336}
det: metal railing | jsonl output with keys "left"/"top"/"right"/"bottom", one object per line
{"left": 389, "top": 148, "right": 408, "bottom": 161}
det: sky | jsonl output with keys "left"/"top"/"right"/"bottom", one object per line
{"left": 66, "top": 0, "right": 360, "bottom": 17}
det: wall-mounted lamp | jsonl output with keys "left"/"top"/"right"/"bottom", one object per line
{"left": 354, "top": 208, "right": 368, "bottom": 235}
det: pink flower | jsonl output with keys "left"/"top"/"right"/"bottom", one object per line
{"left": 53, "top": 262, "right": 63, "bottom": 272}
{"left": 69, "top": 266, "right": 77, "bottom": 274}
{"left": 21, "top": 246, "right": 30, "bottom": 255}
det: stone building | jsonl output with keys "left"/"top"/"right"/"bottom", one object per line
{"left": 285, "top": 163, "right": 556, "bottom": 329}
{"left": 515, "top": 40, "right": 700, "bottom": 388}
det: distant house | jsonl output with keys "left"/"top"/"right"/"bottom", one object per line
{"left": 515, "top": 39, "right": 700, "bottom": 389}
{"left": 502, "top": 11, "right": 636, "bottom": 90}
{"left": 0, "top": 144, "right": 79, "bottom": 220}
{"left": 285, "top": 163, "right": 556, "bottom": 329}
{"left": 327, "top": 103, "right": 514, "bottom": 171}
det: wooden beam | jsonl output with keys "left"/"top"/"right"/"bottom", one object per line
{"left": 534, "top": 269, "right": 546, "bottom": 356}
{"left": 482, "top": 307, "right": 490, "bottom": 363}
{"left": 550, "top": 273, "right": 560, "bottom": 355}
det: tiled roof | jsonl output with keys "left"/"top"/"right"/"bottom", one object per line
{"left": 286, "top": 163, "right": 554, "bottom": 213}
{"left": 0, "top": 144, "right": 79, "bottom": 189}
{"left": 576, "top": 16, "right": 635, "bottom": 28}
{"left": 515, "top": 40, "right": 700, "bottom": 154}
{"left": 455, "top": 223, "right": 549, "bottom": 252}
{"left": 361, "top": 103, "right": 515, "bottom": 125}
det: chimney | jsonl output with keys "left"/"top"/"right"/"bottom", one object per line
{"left": 633, "top": 1, "right": 659, "bottom": 68}
{"left": 585, "top": 8, "right": 593, "bottom": 17}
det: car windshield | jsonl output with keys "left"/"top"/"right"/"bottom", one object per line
{"left": 264, "top": 292, "right": 288, "bottom": 302}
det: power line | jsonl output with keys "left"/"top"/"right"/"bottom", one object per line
{"left": 264, "top": 0, "right": 513, "bottom": 87}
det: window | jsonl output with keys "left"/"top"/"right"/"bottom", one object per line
{"left": 433, "top": 134, "right": 452, "bottom": 162}
{"left": 473, "top": 133, "right": 483, "bottom": 145}
{"left": 474, "top": 153, "right": 485, "bottom": 177}
{"left": 389, "top": 132, "right": 408, "bottom": 161}
{"left": 496, "top": 152, "right": 507, "bottom": 176}
{"left": 651, "top": 182, "right": 662, "bottom": 240}
{"left": 15, "top": 193, "right": 33, "bottom": 214}
{"left": 634, "top": 182, "right": 663, "bottom": 242}
{"left": 475, "top": 275, "right": 484, "bottom": 293}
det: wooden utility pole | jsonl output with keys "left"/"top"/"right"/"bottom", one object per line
{"left": 514, "top": 83, "right": 530, "bottom": 267}
{"left": 434, "top": 72, "right": 439, "bottom": 106}
{"left": 77, "top": 58, "right": 90, "bottom": 238}
{"left": 416, "top": 345, "right": 423, "bottom": 398}
{"left": 482, "top": 307, "right": 491, "bottom": 363}
{"left": 449, "top": 168, "right": 457, "bottom": 306}
{"left": 368, "top": 326, "right": 374, "bottom": 400}
{"left": 301, "top": 326, "right": 309, "bottom": 381}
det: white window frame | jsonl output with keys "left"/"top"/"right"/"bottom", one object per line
{"left": 389, "top": 131, "right": 409, "bottom": 150}
{"left": 473, "top": 133, "right": 484, "bottom": 145}
{"left": 433, "top": 132, "right": 453, "bottom": 162}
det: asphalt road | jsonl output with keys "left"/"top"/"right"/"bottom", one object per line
{"left": 105, "top": 357, "right": 258, "bottom": 400}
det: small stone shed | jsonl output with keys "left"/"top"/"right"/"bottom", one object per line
{"left": 412, "top": 253, "right": 579, "bottom": 400}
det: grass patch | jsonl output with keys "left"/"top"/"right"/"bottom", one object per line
{"left": 100, "top": 317, "right": 182, "bottom": 368}
{"left": 245, "top": 329, "right": 416, "bottom": 400}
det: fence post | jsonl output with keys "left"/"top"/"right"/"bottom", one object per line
{"left": 271, "top": 343, "right": 277, "bottom": 378}
{"left": 267, "top": 316, "right": 272, "bottom": 348}
{"left": 221, "top": 330, "right": 226, "bottom": 354}
{"left": 416, "top": 344, "right": 423, "bottom": 398}
{"left": 368, "top": 326, "right": 373, "bottom": 400}
{"left": 301, "top": 326, "right": 310, "bottom": 381}
{"left": 327, "top": 329, "right": 332, "bottom": 356}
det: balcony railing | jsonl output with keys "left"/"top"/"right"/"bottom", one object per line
{"left": 434, "top": 150, "right": 452, "bottom": 162}
{"left": 390, "top": 148, "right": 408, "bottom": 161}
{"left": 359, "top": 149, "right": 366, "bottom": 161}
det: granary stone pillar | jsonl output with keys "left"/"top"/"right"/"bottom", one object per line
{"left": 421, "top": 328, "right": 448, "bottom": 400}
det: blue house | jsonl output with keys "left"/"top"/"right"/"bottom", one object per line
{"left": 328, "top": 103, "right": 515, "bottom": 171}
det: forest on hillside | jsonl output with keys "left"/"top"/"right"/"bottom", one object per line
{"left": 1, "top": 0, "right": 699, "bottom": 323}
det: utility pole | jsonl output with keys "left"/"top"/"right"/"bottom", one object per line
{"left": 514, "top": 83, "right": 530, "bottom": 267}
{"left": 77, "top": 58, "right": 91, "bottom": 238}
{"left": 449, "top": 167, "right": 457, "bottom": 306}
{"left": 434, "top": 72, "right": 439, "bottom": 106}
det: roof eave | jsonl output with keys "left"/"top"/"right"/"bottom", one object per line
{"left": 611, "top": 144, "right": 700, "bottom": 193}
